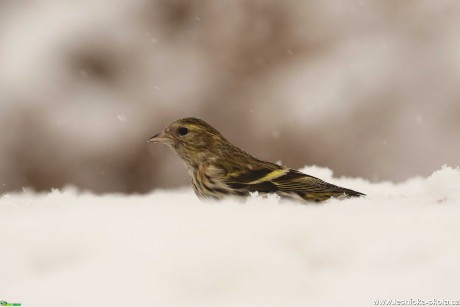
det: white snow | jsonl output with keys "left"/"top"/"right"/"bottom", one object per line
{"left": 1, "top": 166, "right": 460, "bottom": 307}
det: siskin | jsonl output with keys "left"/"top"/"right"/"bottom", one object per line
{"left": 149, "top": 117, "right": 365, "bottom": 202}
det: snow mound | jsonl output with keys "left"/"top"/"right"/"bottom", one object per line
{"left": 1, "top": 166, "right": 459, "bottom": 307}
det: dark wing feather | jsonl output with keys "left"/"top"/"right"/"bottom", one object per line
{"left": 230, "top": 168, "right": 274, "bottom": 183}
{"left": 224, "top": 166, "right": 364, "bottom": 202}
{"left": 223, "top": 161, "right": 282, "bottom": 195}
{"left": 272, "top": 169, "right": 364, "bottom": 201}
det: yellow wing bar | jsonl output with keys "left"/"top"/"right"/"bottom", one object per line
{"left": 249, "top": 169, "right": 289, "bottom": 184}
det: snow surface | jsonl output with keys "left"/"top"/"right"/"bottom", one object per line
{"left": 1, "top": 166, "right": 460, "bottom": 307}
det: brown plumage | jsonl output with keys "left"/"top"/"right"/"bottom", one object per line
{"left": 149, "top": 117, "right": 365, "bottom": 202}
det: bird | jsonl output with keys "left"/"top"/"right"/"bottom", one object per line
{"left": 148, "top": 117, "right": 365, "bottom": 202}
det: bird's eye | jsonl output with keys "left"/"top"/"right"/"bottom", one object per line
{"left": 178, "top": 127, "right": 189, "bottom": 136}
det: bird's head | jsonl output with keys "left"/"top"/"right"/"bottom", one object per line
{"left": 148, "top": 117, "right": 229, "bottom": 166}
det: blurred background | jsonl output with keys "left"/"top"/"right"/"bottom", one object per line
{"left": 0, "top": 0, "right": 459, "bottom": 194}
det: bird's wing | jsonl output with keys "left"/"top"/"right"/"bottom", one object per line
{"left": 221, "top": 164, "right": 283, "bottom": 194}
{"left": 224, "top": 166, "right": 364, "bottom": 201}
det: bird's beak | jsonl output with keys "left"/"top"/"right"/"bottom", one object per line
{"left": 148, "top": 131, "right": 174, "bottom": 145}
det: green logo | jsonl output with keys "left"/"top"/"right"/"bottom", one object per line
{"left": 0, "top": 301, "right": 21, "bottom": 306}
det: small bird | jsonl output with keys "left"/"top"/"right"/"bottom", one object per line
{"left": 149, "top": 117, "right": 364, "bottom": 202}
